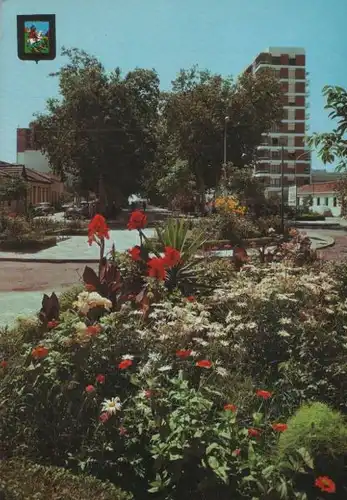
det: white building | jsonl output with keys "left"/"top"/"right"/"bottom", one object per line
{"left": 297, "top": 182, "right": 341, "bottom": 217}
{"left": 245, "top": 47, "right": 311, "bottom": 198}
{"left": 17, "top": 128, "right": 51, "bottom": 174}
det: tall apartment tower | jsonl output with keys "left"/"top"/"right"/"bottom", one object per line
{"left": 245, "top": 47, "right": 311, "bottom": 198}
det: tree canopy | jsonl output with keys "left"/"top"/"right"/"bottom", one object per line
{"left": 32, "top": 47, "right": 160, "bottom": 208}
{"left": 308, "top": 85, "right": 347, "bottom": 171}
{"left": 147, "top": 66, "right": 283, "bottom": 208}
{"left": 32, "top": 49, "right": 284, "bottom": 210}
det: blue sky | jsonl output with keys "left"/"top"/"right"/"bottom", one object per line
{"left": 0, "top": 0, "right": 346, "bottom": 170}
{"left": 24, "top": 21, "right": 49, "bottom": 33}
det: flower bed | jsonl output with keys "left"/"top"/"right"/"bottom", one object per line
{"left": 0, "top": 211, "right": 346, "bottom": 499}
{"left": 0, "top": 235, "right": 57, "bottom": 251}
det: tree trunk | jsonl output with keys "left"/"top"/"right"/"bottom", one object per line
{"left": 98, "top": 175, "right": 107, "bottom": 214}
{"left": 195, "top": 170, "right": 205, "bottom": 214}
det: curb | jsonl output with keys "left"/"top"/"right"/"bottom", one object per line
{"left": 0, "top": 258, "right": 99, "bottom": 264}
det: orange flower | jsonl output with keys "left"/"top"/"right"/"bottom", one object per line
{"left": 96, "top": 374, "right": 105, "bottom": 384}
{"left": 85, "top": 384, "right": 95, "bottom": 393}
{"left": 32, "top": 346, "right": 49, "bottom": 359}
{"left": 88, "top": 214, "right": 110, "bottom": 246}
{"left": 186, "top": 296, "right": 195, "bottom": 302}
{"left": 196, "top": 360, "right": 212, "bottom": 369}
{"left": 148, "top": 257, "right": 167, "bottom": 280}
{"left": 248, "top": 428, "right": 261, "bottom": 438}
{"left": 176, "top": 349, "right": 192, "bottom": 359}
{"left": 163, "top": 247, "right": 181, "bottom": 267}
{"left": 272, "top": 423, "right": 288, "bottom": 432}
{"left": 315, "top": 476, "right": 336, "bottom": 493}
{"left": 85, "top": 283, "right": 96, "bottom": 292}
{"left": 86, "top": 325, "right": 102, "bottom": 336}
{"left": 224, "top": 404, "right": 237, "bottom": 412}
{"left": 0, "top": 360, "right": 7, "bottom": 369}
{"left": 118, "top": 359, "right": 133, "bottom": 370}
{"left": 128, "top": 245, "right": 141, "bottom": 261}
{"left": 47, "top": 320, "right": 59, "bottom": 329}
{"left": 256, "top": 389, "right": 273, "bottom": 400}
{"left": 127, "top": 210, "right": 147, "bottom": 230}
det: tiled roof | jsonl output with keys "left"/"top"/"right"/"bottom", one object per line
{"left": 298, "top": 182, "right": 337, "bottom": 194}
{"left": 0, "top": 162, "right": 52, "bottom": 184}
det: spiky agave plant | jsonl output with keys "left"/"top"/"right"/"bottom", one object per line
{"left": 142, "top": 218, "right": 210, "bottom": 295}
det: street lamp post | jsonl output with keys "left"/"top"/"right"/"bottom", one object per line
{"left": 221, "top": 116, "right": 230, "bottom": 194}
{"left": 280, "top": 145, "right": 285, "bottom": 234}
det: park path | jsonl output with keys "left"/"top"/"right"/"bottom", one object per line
{"left": 0, "top": 262, "right": 96, "bottom": 292}
{"left": 317, "top": 234, "right": 347, "bottom": 262}
{"left": 1, "top": 234, "right": 347, "bottom": 293}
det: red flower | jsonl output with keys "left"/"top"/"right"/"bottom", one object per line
{"left": 186, "top": 296, "right": 195, "bottom": 302}
{"left": 224, "top": 404, "right": 237, "bottom": 412}
{"left": 315, "top": 476, "right": 336, "bottom": 494}
{"left": 272, "top": 423, "right": 288, "bottom": 432}
{"left": 163, "top": 247, "right": 181, "bottom": 267}
{"left": 233, "top": 448, "right": 241, "bottom": 456}
{"left": 47, "top": 320, "right": 59, "bottom": 329}
{"left": 119, "top": 426, "right": 128, "bottom": 436}
{"left": 85, "top": 283, "right": 97, "bottom": 292}
{"left": 0, "top": 360, "right": 7, "bottom": 369}
{"left": 148, "top": 257, "right": 167, "bottom": 280}
{"left": 144, "top": 389, "right": 153, "bottom": 398}
{"left": 85, "top": 384, "right": 95, "bottom": 393}
{"left": 96, "top": 374, "right": 105, "bottom": 384}
{"left": 256, "top": 389, "right": 273, "bottom": 400}
{"left": 129, "top": 245, "right": 142, "bottom": 261}
{"left": 88, "top": 214, "right": 110, "bottom": 246}
{"left": 196, "top": 360, "right": 212, "bottom": 369}
{"left": 176, "top": 349, "right": 192, "bottom": 359}
{"left": 248, "top": 428, "right": 261, "bottom": 438}
{"left": 86, "top": 325, "right": 102, "bottom": 336}
{"left": 32, "top": 346, "right": 49, "bottom": 359}
{"left": 127, "top": 210, "right": 147, "bottom": 230}
{"left": 224, "top": 244, "right": 233, "bottom": 249}
{"left": 118, "top": 359, "right": 133, "bottom": 370}
{"left": 99, "top": 412, "right": 110, "bottom": 423}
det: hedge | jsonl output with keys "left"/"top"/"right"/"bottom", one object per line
{"left": 0, "top": 460, "right": 132, "bottom": 500}
{"left": 0, "top": 236, "right": 57, "bottom": 251}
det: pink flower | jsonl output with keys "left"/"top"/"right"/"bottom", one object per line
{"left": 96, "top": 374, "right": 105, "bottom": 384}
{"left": 233, "top": 448, "right": 241, "bottom": 456}
{"left": 85, "top": 385, "right": 96, "bottom": 393}
{"left": 99, "top": 412, "right": 110, "bottom": 423}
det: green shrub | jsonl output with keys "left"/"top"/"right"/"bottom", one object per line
{"left": 59, "top": 284, "right": 85, "bottom": 312}
{"left": 0, "top": 459, "right": 132, "bottom": 500}
{"left": 278, "top": 402, "right": 347, "bottom": 459}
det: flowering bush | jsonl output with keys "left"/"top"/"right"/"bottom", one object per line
{"left": 214, "top": 195, "right": 247, "bottom": 216}
{"left": 1, "top": 211, "right": 347, "bottom": 498}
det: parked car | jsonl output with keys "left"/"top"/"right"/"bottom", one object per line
{"left": 33, "top": 202, "right": 55, "bottom": 216}
{"left": 64, "top": 201, "right": 93, "bottom": 219}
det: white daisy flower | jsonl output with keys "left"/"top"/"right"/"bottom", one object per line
{"left": 279, "top": 317, "right": 292, "bottom": 325}
{"left": 157, "top": 365, "right": 172, "bottom": 372}
{"left": 215, "top": 366, "right": 228, "bottom": 378}
{"left": 278, "top": 329, "right": 290, "bottom": 337}
{"left": 101, "top": 397, "right": 121, "bottom": 415}
{"left": 122, "top": 354, "right": 134, "bottom": 360}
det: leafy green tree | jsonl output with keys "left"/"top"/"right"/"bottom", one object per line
{"left": 160, "top": 66, "right": 283, "bottom": 210}
{"left": 308, "top": 85, "right": 347, "bottom": 171}
{"left": 32, "top": 47, "right": 160, "bottom": 211}
{"left": 0, "top": 175, "right": 28, "bottom": 213}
